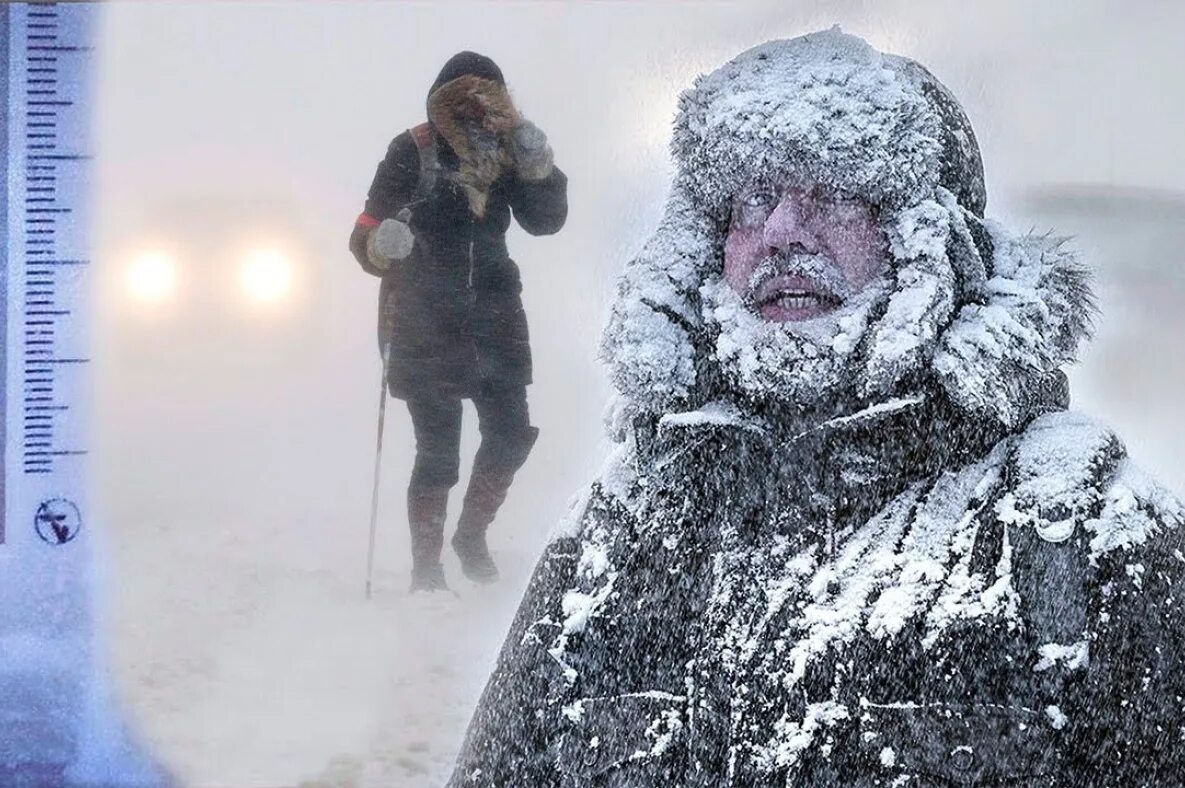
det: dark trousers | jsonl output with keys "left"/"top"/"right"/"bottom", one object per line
{"left": 403, "top": 383, "right": 537, "bottom": 566}
{"left": 405, "top": 383, "right": 534, "bottom": 492}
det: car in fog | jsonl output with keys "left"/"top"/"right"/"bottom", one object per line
{"left": 100, "top": 197, "right": 334, "bottom": 370}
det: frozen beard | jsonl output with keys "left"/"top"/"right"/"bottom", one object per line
{"left": 701, "top": 251, "right": 890, "bottom": 408}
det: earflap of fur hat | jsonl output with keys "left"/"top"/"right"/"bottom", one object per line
{"left": 860, "top": 189, "right": 1095, "bottom": 428}
{"left": 861, "top": 196, "right": 960, "bottom": 395}
{"left": 930, "top": 222, "right": 1096, "bottom": 427}
{"left": 601, "top": 189, "right": 716, "bottom": 413}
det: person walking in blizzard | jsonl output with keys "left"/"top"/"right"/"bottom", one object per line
{"left": 447, "top": 30, "right": 1185, "bottom": 787}
{"left": 349, "top": 51, "right": 567, "bottom": 592}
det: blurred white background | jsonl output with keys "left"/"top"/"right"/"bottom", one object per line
{"left": 90, "top": 2, "right": 1185, "bottom": 785}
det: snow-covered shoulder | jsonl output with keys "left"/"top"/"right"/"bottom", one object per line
{"left": 1002, "top": 409, "right": 1185, "bottom": 560}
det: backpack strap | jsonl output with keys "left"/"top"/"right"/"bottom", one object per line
{"left": 409, "top": 122, "right": 438, "bottom": 204}
{"left": 410, "top": 121, "right": 433, "bottom": 150}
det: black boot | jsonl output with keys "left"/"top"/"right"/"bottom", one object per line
{"left": 451, "top": 534, "right": 499, "bottom": 583}
{"left": 409, "top": 561, "right": 450, "bottom": 593}
{"left": 451, "top": 466, "right": 512, "bottom": 584}
{"left": 453, "top": 425, "right": 539, "bottom": 583}
{"left": 408, "top": 486, "right": 451, "bottom": 593}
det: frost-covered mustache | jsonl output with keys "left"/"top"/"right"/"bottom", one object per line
{"left": 744, "top": 253, "right": 853, "bottom": 305}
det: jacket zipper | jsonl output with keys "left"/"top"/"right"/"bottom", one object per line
{"left": 467, "top": 238, "right": 474, "bottom": 288}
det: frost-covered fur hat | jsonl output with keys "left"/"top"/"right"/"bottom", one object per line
{"left": 603, "top": 28, "right": 1093, "bottom": 430}
{"left": 677, "top": 29, "right": 986, "bottom": 222}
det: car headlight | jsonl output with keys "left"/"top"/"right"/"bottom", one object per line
{"left": 239, "top": 247, "right": 294, "bottom": 305}
{"left": 125, "top": 249, "right": 179, "bottom": 304}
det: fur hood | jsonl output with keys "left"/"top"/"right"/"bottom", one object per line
{"left": 427, "top": 74, "right": 518, "bottom": 217}
{"left": 427, "top": 74, "right": 518, "bottom": 161}
{"left": 602, "top": 28, "right": 1095, "bottom": 431}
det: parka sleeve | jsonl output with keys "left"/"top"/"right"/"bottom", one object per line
{"left": 506, "top": 165, "right": 569, "bottom": 236}
{"left": 349, "top": 133, "right": 420, "bottom": 273}
{"left": 446, "top": 535, "right": 580, "bottom": 788}
{"left": 363, "top": 132, "right": 420, "bottom": 221}
{"left": 1066, "top": 521, "right": 1185, "bottom": 785}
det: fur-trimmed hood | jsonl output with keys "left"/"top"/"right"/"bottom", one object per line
{"left": 427, "top": 72, "right": 518, "bottom": 218}
{"left": 602, "top": 28, "right": 1095, "bottom": 432}
{"left": 427, "top": 73, "right": 518, "bottom": 164}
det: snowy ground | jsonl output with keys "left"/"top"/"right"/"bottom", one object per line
{"left": 86, "top": 292, "right": 604, "bottom": 786}
{"left": 106, "top": 504, "right": 540, "bottom": 788}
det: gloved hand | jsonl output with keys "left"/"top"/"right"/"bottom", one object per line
{"left": 511, "top": 119, "right": 554, "bottom": 181}
{"left": 366, "top": 217, "right": 415, "bottom": 271}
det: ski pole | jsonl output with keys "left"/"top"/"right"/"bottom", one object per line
{"left": 365, "top": 343, "right": 392, "bottom": 600}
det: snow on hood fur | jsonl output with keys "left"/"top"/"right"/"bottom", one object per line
{"left": 602, "top": 28, "right": 1095, "bottom": 430}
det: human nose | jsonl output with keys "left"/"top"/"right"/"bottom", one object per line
{"left": 762, "top": 190, "right": 820, "bottom": 255}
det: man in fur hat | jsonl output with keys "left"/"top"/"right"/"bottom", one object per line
{"left": 349, "top": 51, "right": 567, "bottom": 592}
{"left": 446, "top": 30, "right": 1185, "bottom": 786}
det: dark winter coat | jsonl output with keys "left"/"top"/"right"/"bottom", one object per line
{"left": 355, "top": 126, "right": 567, "bottom": 400}
{"left": 446, "top": 385, "right": 1185, "bottom": 787}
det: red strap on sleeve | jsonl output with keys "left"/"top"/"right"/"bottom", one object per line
{"left": 355, "top": 212, "right": 380, "bottom": 230}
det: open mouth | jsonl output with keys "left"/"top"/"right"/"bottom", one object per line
{"left": 752, "top": 274, "right": 843, "bottom": 321}
{"left": 757, "top": 289, "right": 841, "bottom": 311}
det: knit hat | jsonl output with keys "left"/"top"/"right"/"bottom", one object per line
{"left": 428, "top": 51, "right": 505, "bottom": 99}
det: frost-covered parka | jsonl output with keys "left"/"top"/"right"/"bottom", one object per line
{"left": 447, "top": 30, "right": 1185, "bottom": 787}
{"left": 351, "top": 54, "right": 568, "bottom": 399}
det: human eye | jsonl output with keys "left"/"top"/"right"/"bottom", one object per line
{"left": 808, "top": 185, "right": 848, "bottom": 205}
{"left": 739, "top": 184, "right": 775, "bottom": 209}
{"left": 835, "top": 189, "right": 870, "bottom": 210}
{"left": 823, "top": 191, "right": 872, "bottom": 220}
